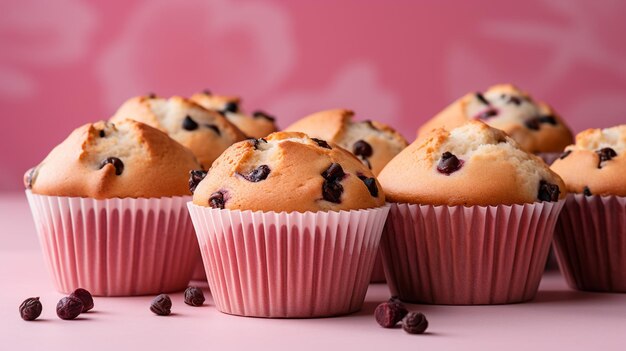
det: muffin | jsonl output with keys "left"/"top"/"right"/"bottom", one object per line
{"left": 190, "top": 90, "right": 278, "bottom": 138}
{"left": 25, "top": 119, "right": 201, "bottom": 296}
{"left": 378, "top": 121, "right": 566, "bottom": 304}
{"left": 110, "top": 94, "right": 246, "bottom": 168}
{"left": 550, "top": 125, "right": 626, "bottom": 292}
{"left": 187, "top": 132, "right": 389, "bottom": 317}
{"left": 417, "top": 84, "right": 573, "bottom": 161}
{"left": 285, "top": 109, "right": 408, "bottom": 175}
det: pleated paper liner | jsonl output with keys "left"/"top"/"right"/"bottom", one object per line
{"left": 553, "top": 194, "right": 626, "bottom": 292}
{"left": 370, "top": 252, "right": 386, "bottom": 283}
{"left": 26, "top": 191, "right": 199, "bottom": 296}
{"left": 187, "top": 203, "right": 390, "bottom": 318}
{"left": 191, "top": 259, "right": 208, "bottom": 281}
{"left": 380, "top": 201, "right": 564, "bottom": 305}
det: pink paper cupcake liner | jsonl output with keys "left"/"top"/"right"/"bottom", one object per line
{"left": 187, "top": 203, "right": 390, "bottom": 318}
{"left": 380, "top": 201, "right": 564, "bottom": 305}
{"left": 191, "top": 259, "right": 208, "bottom": 281}
{"left": 26, "top": 191, "right": 199, "bottom": 296}
{"left": 369, "top": 252, "right": 386, "bottom": 283}
{"left": 553, "top": 194, "right": 626, "bottom": 292}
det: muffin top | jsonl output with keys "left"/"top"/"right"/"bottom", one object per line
{"left": 417, "top": 84, "right": 573, "bottom": 154}
{"left": 110, "top": 94, "right": 246, "bottom": 168}
{"left": 25, "top": 119, "right": 201, "bottom": 199}
{"left": 378, "top": 121, "right": 566, "bottom": 206}
{"left": 191, "top": 131, "right": 385, "bottom": 212}
{"left": 190, "top": 91, "right": 278, "bottom": 139}
{"left": 285, "top": 109, "right": 408, "bottom": 175}
{"left": 551, "top": 125, "right": 626, "bottom": 196}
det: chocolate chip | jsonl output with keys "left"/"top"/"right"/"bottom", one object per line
{"left": 353, "top": 140, "right": 373, "bottom": 158}
{"left": 525, "top": 118, "right": 540, "bottom": 130}
{"left": 56, "top": 296, "right": 83, "bottom": 320}
{"left": 526, "top": 115, "right": 557, "bottom": 130}
{"left": 184, "top": 287, "right": 206, "bottom": 307}
{"left": 147, "top": 92, "right": 156, "bottom": 99}
{"left": 209, "top": 191, "right": 225, "bottom": 209}
{"left": 248, "top": 137, "right": 267, "bottom": 150}
{"left": 363, "top": 120, "right": 378, "bottom": 130}
{"left": 559, "top": 150, "right": 572, "bottom": 160}
{"left": 322, "top": 163, "right": 345, "bottom": 181}
{"left": 437, "top": 152, "right": 463, "bottom": 175}
{"left": 596, "top": 147, "right": 617, "bottom": 168}
{"left": 538, "top": 180, "right": 560, "bottom": 202}
{"left": 99, "top": 157, "right": 124, "bottom": 176}
{"left": 150, "top": 294, "right": 171, "bottom": 316}
{"left": 183, "top": 115, "right": 199, "bottom": 131}
{"left": 358, "top": 175, "right": 378, "bottom": 197}
{"left": 583, "top": 186, "right": 592, "bottom": 196}
{"left": 252, "top": 110, "right": 276, "bottom": 122}
{"left": 476, "top": 92, "right": 490, "bottom": 105}
{"left": 375, "top": 301, "right": 408, "bottom": 328}
{"left": 241, "top": 165, "right": 271, "bottom": 182}
{"left": 99, "top": 130, "right": 105, "bottom": 137}
{"left": 539, "top": 115, "right": 557, "bottom": 125}
{"left": 321, "top": 163, "right": 345, "bottom": 203}
{"left": 203, "top": 89, "right": 212, "bottom": 95}
{"left": 311, "top": 138, "right": 332, "bottom": 149}
{"left": 205, "top": 124, "right": 221, "bottom": 136}
{"left": 506, "top": 95, "right": 522, "bottom": 106}
{"left": 476, "top": 108, "right": 498, "bottom": 120}
{"left": 69, "top": 288, "right": 94, "bottom": 313}
{"left": 221, "top": 102, "right": 239, "bottom": 114}
{"left": 19, "top": 297, "right": 42, "bottom": 321}
{"left": 189, "top": 170, "right": 208, "bottom": 193}
{"left": 402, "top": 312, "right": 429, "bottom": 335}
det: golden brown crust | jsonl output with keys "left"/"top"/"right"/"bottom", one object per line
{"left": 110, "top": 95, "right": 246, "bottom": 168}
{"left": 285, "top": 109, "right": 408, "bottom": 175}
{"left": 28, "top": 119, "right": 201, "bottom": 199}
{"left": 417, "top": 84, "right": 573, "bottom": 153}
{"left": 379, "top": 121, "right": 567, "bottom": 206}
{"left": 192, "top": 131, "right": 385, "bottom": 212}
{"left": 551, "top": 125, "right": 626, "bottom": 196}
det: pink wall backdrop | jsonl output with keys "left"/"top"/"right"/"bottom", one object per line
{"left": 1, "top": 0, "right": 625, "bottom": 192}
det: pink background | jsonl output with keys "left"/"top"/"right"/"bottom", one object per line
{"left": 1, "top": 0, "right": 626, "bottom": 192}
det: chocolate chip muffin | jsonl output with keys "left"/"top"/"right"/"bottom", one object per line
{"left": 285, "top": 109, "right": 408, "bottom": 175}
{"left": 25, "top": 119, "right": 201, "bottom": 199}
{"left": 191, "top": 131, "right": 385, "bottom": 212}
{"left": 380, "top": 120, "right": 566, "bottom": 206}
{"left": 418, "top": 84, "right": 573, "bottom": 154}
{"left": 551, "top": 125, "right": 626, "bottom": 196}
{"left": 110, "top": 94, "right": 246, "bottom": 168}
{"left": 190, "top": 91, "right": 278, "bottom": 139}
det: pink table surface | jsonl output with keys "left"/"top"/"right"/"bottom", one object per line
{"left": 1, "top": 192, "right": 625, "bottom": 350}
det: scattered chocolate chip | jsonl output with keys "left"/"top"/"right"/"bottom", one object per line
{"left": 476, "top": 108, "right": 498, "bottom": 120}
{"left": 353, "top": 140, "right": 373, "bottom": 158}
{"left": 583, "top": 186, "right": 592, "bottom": 196}
{"left": 69, "top": 288, "right": 94, "bottom": 313}
{"left": 596, "top": 147, "right": 617, "bottom": 168}
{"left": 189, "top": 170, "right": 208, "bottom": 193}
{"left": 437, "top": 152, "right": 463, "bottom": 175}
{"left": 205, "top": 124, "right": 221, "bottom": 136}
{"left": 311, "top": 138, "right": 332, "bottom": 149}
{"left": 389, "top": 296, "right": 401, "bottom": 303}
{"left": 221, "top": 102, "right": 239, "bottom": 114}
{"left": 183, "top": 115, "right": 199, "bottom": 131}
{"left": 56, "top": 296, "right": 84, "bottom": 320}
{"left": 209, "top": 191, "right": 225, "bottom": 209}
{"left": 99, "top": 130, "right": 105, "bottom": 138}
{"left": 252, "top": 110, "right": 276, "bottom": 122}
{"left": 322, "top": 180, "right": 343, "bottom": 203}
{"left": 526, "top": 115, "right": 557, "bottom": 130}
{"left": 476, "top": 92, "right": 489, "bottom": 105}
{"left": 24, "top": 167, "right": 35, "bottom": 189}
{"left": 99, "top": 157, "right": 124, "bottom": 176}
{"left": 241, "top": 165, "right": 271, "bottom": 182}
{"left": 363, "top": 120, "right": 378, "bottom": 130}
{"left": 538, "top": 180, "right": 560, "bottom": 202}
{"left": 203, "top": 89, "right": 212, "bottom": 95}
{"left": 559, "top": 150, "right": 572, "bottom": 160}
{"left": 525, "top": 118, "right": 540, "bottom": 130}
{"left": 322, "top": 163, "right": 345, "bottom": 181}
{"left": 506, "top": 95, "right": 522, "bottom": 106}
{"left": 184, "top": 287, "right": 205, "bottom": 307}
{"left": 19, "top": 297, "right": 42, "bottom": 321}
{"left": 539, "top": 115, "right": 557, "bottom": 125}
{"left": 147, "top": 92, "right": 156, "bottom": 99}
{"left": 248, "top": 137, "right": 267, "bottom": 150}
{"left": 402, "top": 312, "right": 429, "bottom": 334}
{"left": 358, "top": 175, "right": 378, "bottom": 197}
{"left": 150, "top": 294, "right": 172, "bottom": 316}
{"left": 375, "top": 301, "right": 408, "bottom": 328}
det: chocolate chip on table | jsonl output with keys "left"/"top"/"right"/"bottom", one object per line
{"left": 248, "top": 137, "right": 268, "bottom": 150}
{"left": 205, "top": 124, "right": 221, "bottom": 136}
{"left": 475, "top": 92, "right": 490, "bottom": 105}
{"left": 437, "top": 152, "right": 463, "bottom": 175}
{"left": 56, "top": 296, "right": 84, "bottom": 320}
{"left": 559, "top": 150, "right": 572, "bottom": 160}
{"left": 19, "top": 297, "right": 42, "bottom": 321}
{"left": 252, "top": 110, "right": 276, "bottom": 122}
{"left": 596, "top": 147, "right": 617, "bottom": 168}
{"left": 209, "top": 191, "right": 225, "bottom": 209}
{"left": 538, "top": 180, "right": 560, "bottom": 202}
{"left": 402, "top": 312, "right": 429, "bottom": 335}
{"left": 99, "top": 157, "right": 124, "bottom": 176}
{"left": 583, "top": 186, "right": 593, "bottom": 197}
{"left": 189, "top": 170, "right": 208, "bottom": 193}
{"left": 358, "top": 175, "right": 378, "bottom": 197}
{"left": 183, "top": 115, "right": 199, "bottom": 131}
{"left": 70, "top": 288, "right": 94, "bottom": 313}
{"left": 476, "top": 108, "right": 498, "bottom": 120}
{"left": 150, "top": 294, "right": 172, "bottom": 316}
{"left": 353, "top": 140, "right": 373, "bottom": 158}
{"left": 322, "top": 163, "right": 345, "bottom": 181}
{"left": 311, "top": 138, "right": 332, "bottom": 149}
{"left": 221, "top": 102, "right": 239, "bottom": 114}
{"left": 375, "top": 301, "right": 408, "bottom": 328}
{"left": 241, "top": 165, "right": 271, "bottom": 182}
{"left": 184, "top": 287, "right": 206, "bottom": 307}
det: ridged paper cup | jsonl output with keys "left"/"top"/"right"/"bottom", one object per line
{"left": 380, "top": 201, "right": 564, "bottom": 305}
{"left": 370, "top": 253, "right": 386, "bottom": 283}
{"left": 187, "top": 203, "right": 390, "bottom": 318}
{"left": 553, "top": 194, "right": 626, "bottom": 292}
{"left": 26, "top": 191, "right": 199, "bottom": 296}
{"left": 191, "top": 260, "right": 208, "bottom": 281}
